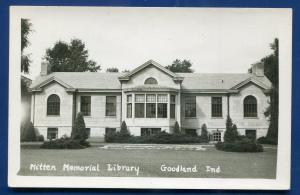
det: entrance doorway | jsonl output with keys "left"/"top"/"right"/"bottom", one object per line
{"left": 141, "top": 128, "right": 161, "bottom": 136}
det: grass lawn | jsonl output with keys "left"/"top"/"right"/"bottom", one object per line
{"left": 19, "top": 143, "right": 277, "bottom": 178}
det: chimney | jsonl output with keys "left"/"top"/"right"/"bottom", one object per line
{"left": 40, "top": 61, "right": 51, "bottom": 76}
{"left": 251, "top": 62, "right": 264, "bottom": 77}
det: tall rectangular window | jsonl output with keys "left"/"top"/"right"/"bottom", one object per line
{"left": 184, "top": 96, "right": 196, "bottom": 117}
{"left": 81, "top": 96, "right": 91, "bottom": 116}
{"left": 157, "top": 94, "right": 168, "bottom": 118}
{"left": 85, "top": 128, "right": 91, "bottom": 138}
{"left": 135, "top": 94, "right": 145, "bottom": 118}
{"left": 47, "top": 128, "right": 58, "bottom": 140}
{"left": 106, "top": 96, "right": 116, "bottom": 116}
{"left": 211, "top": 97, "right": 222, "bottom": 117}
{"left": 127, "top": 95, "right": 132, "bottom": 118}
{"left": 170, "top": 95, "right": 176, "bottom": 118}
{"left": 146, "top": 94, "right": 156, "bottom": 118}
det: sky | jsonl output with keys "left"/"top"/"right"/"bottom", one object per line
{"left": 18, "top": 7, "right": 288, "bottom": 79}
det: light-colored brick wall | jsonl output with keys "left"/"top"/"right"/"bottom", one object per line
{"left": 121, "top": 66, "right": 181, "bottom": 135}
{"left": 181, "top": 83, "right": 270, "bottom": 138}
{"left": 76, "top": 93, "right": 122, "bottom": 137}
{"left": 32, "top": 82, "right": 73, "bottom": 138}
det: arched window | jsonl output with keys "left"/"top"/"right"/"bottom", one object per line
{"left": 47, "top": 94, "right": 60, "bottom": 115}
{"left": 244, "top": 95, "right": 257, "bottom": 117}
{"left": 144, "top": 77, "right": 158, "bottom": 85}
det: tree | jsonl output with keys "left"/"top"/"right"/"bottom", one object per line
{"left": 21, "top": 121, "right": 36, "bottom": 142}
{"left": 165, "top": 59, "right": 194, "bottom": 73}
{"left": 174, "top": 121, "right": 181, "bottom": 134}
{"left": 106, "top": 67, "right": 119, "bottom": 72}
{"left": 224, "top": 115, "right": 238, "bottom": 143}
{"left": 71, "top": 112, "right": 87, "bottom": 140}
{"left": 21, "top": 18, "right": 32, "bottom": 74}
{"left": 263, "top": 39, "right": 279, "bottom": 140}
{"left": 249, "top": 39, "right": 278, "bottom": 140}
{"left": 44, "top": 39, "right": 100, "bottom": 72}
{"left": 200, "top": 124, "right": 209, "bottom": 142}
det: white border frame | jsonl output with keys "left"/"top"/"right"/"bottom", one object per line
{"left": 8, "top": 6, "right": 292, "bottom": 189}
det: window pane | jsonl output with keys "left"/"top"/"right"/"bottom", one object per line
{"left": 47, "top": 128, "right": 58, "bottom": 140}
{"left": 213, "top": 132, "right": 221, "bottom": 142}
{"left": 127, "top": 103, "right": 132, "bottom": 118}
{"left": 157, "top": 103, "right": 167, "bottom": 118}
{"left": 157, "top": 94, "right": 168, "bottom": 102}
{"left": 81, "top": 96, "right": 91, "bottom": 116}
{"left": 85, "top": 128, "right": 91, "bottom": 138}
{"left": 146, "top": 94, "right": 156, "bottom": 102}
{"left": 105, "top": 128, "right": 116, "bottom": 135}
{"left": 170, "top": 104, "right": 175, "bottom": 118}
{"left": 185, "top": 96, "right": 196, "bottom": 117}
{"left": 135, "top": 94, "right": 145, "bottom": 102}
{"left": 170, "top": 95, "right": 176, "bottom": 103}
{"left": 127, "top": 95, "right": 132, "bottom": 103}
{"left": 146, "top": 103, "right": 156, "bottom": 118}
{"left": 47, "top": 94, "right": 60, "bottom": 115}
{"left": 106, "top": 96, "right": 116, "bottom": 116}
{"left": 212, "top": 97, "right": 222, "bottom": 117}
{"left": 244, "top": 96, "right": 257, "bottom": 117}
{"left": 135, "top": 103, "right": 145, "bottom": 118}
{"left": 144, "top": 77, "right": 158, "bottom": 85}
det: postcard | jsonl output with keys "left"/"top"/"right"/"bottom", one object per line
{"left": 8, "top": 6, "right": 292, "bottom": 189}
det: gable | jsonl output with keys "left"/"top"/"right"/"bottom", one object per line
{"left": 231, "top": 77, "right": 271, "bottom": 90}
{"left": 30, "top": 76, "right": 75, "bottom": 92}
{"left": 119, "top": 60, "right": 183, "bottom": 83}
{"left": 124, "top": 65, "right": 181, "bottom": 89}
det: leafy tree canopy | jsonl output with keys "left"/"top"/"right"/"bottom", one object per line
{"left": 248, "top": 38, "right": 278, "bottom": 140}
{"left": 106, "top": 67, "right": 119, "bottom": 72}
{"left": 21, "top": 18, "right": 32, "bottom": 73}
{"left": 165, "top": 59, "right": 194, "bottom": 73}
{"left": 44, "top": 39, "right": 100, "bottom": 72}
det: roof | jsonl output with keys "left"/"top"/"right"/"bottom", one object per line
{"left": 30, "top": 72, "right": 124, "bottom": 91}
{"left": 30, "top": 59, "right": 272, "bottom": 93}
{"left": 177, "top": 73, "right": 272, "bottom": 91}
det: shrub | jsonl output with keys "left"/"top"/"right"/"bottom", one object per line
{"left": 105, "top": 131, "right": 132, "bottom": 143}
{"left": 224, "top": 116, "right": 239, "bottom": 143}
{"left": 257, "top": 136, "right": 278, "bottom": 145}
{"left": 200, "top": 124, "right": 209, "bottom": 143}
{"left": 71, "top": 112, "right": 88, "bottom": 141}
{"left": 37, "top": 135, "right": 44, "bottom": 142}
{"left": 174, "top": 121, "right": 181, "bottom": 134}
{"left": 40, "top": 137, "right": 90, "bottom": 149}
{"left": 215, "top": 140, "right": 263, "bottom": 152}
{"left": 120, "top": 121, "right": 130, "bottom": 136}
{"left": 20, "top": 121, "right": 37, "bottom": 142}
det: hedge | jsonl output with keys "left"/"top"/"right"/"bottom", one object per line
{"left": 257, "top": 136, "right": 278, "bottom": 145}
{"left": 40, "top": 137, "right": 90, "bottom": 149}
{"left": 105, "top": 131, "right": 207, "bottom": 144}
{"left": 215, "top": 139, "right": 263, "bottom": 153}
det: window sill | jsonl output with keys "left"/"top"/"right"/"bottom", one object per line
{"left": 83, "top": 116, "right": 92, "bottom": 118}
{"left": 47, "top": 115, "right": 60, "bottom": 117}
{"left": 211, "top": 117, "right": 223, "bottom": 119}
{"left": 105, "top": 116, "right": 117, "bottom": 118}
{"left": 184, "top": 117, "right": 197, "bottom": 119}
{"left": 244, "top": 117, "right": 259, "bottom": 119}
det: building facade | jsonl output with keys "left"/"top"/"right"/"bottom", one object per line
{"left": 29, "top": 60, "right": 272, "bottom": 142}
